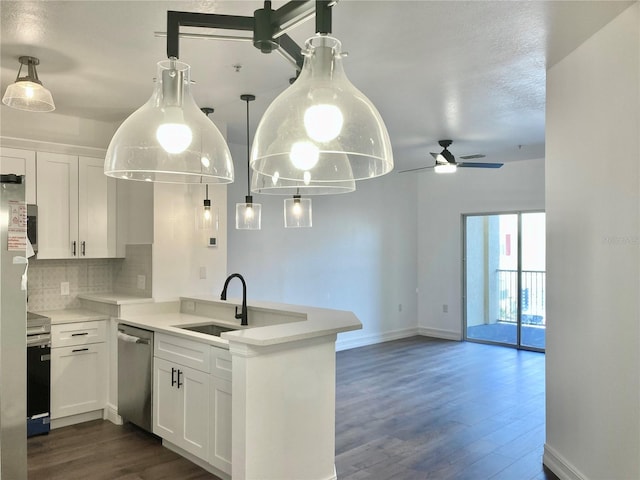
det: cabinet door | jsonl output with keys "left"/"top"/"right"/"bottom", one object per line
{"left": 78, "top": 156, "right": 116, "bottom": 258}
{"left": 153, "top": 357, "right": 182, "bottom": 444}
{"left": 36, "top": 152, "right": 79, "bottom": 259}
{"left": 209, "top": 376, "right": 232, "bottom": 474}
{"left": 153, "top": 357, "right": 210, "bottom": 461}
{"left": 0, "top": 147, "right": 36, "bottom": 204}
{"left": 51, "top": 342, "right": 107, "bottom": 418}
{"left": 181, "top": 366, "right": 210, "bottom": 460}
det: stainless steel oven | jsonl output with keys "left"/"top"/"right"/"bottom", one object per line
{"left": 27, "top": 312, "right": 50, "bottom": 437}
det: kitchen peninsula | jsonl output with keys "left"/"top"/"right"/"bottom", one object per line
{"left": 118, "top": 296, "right": 362, "bottom": 480}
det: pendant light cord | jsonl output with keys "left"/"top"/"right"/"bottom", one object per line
{"left": 240, "top": 94, "right": 256, "bottom": 200}
{"left": 245, "top": 98, "right": 250, "bottom": 196}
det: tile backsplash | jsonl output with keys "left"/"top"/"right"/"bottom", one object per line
{"left": 27, "top": 244, "right": 152, "bottom": 311}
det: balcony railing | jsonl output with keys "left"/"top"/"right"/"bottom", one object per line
{"left": 496, "top": 269, "right": 546, "bottom": 325}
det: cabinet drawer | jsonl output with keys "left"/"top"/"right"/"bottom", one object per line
{"left": 210, "top": 346, "right": 232, "bottom": 381}
{"left": 154, "top": 333, "right": 210, "bottom": 373}
{"left": 52, "top": 320, "right": 107, "bottom": 348}
{"left": 51, "top": 342, "right": 107, "bottom": 419}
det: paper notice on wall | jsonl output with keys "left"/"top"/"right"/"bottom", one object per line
{"left": 7, "top": 200, "right": 27, "bottom": 251}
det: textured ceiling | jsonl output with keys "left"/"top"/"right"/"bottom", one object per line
{"left": 0, "top": 1, "right": 633, "bottom": 172}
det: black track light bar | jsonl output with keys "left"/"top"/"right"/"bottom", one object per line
{"left": 166, "top": 1, "right": 333, "bottom": 71}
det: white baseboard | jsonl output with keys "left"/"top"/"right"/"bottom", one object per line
{"left": 51, "top": 409, "right": 103, "bottom": 429}
{"left": 418, "top": 327, "right": 462, "bottom": 341}
{"left": 543, "top": 444, "right": 586, "bottom": 480}
{"left": 104, "top": 403, "right": 123, "bottom": 425}
{"left": 336, "top": 327, "right": 418, "bottom": 351}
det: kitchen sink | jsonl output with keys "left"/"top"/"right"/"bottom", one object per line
{"left": 178, "top": 324, "right": 238, "bottom": 337}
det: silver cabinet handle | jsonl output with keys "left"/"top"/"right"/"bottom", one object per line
{"left": 72, "top": 348, "right": 89, "bottom": 353}
{"left": 81, "top": 241, "right": 86, "bottom": 256}
{"left": 71, "top": 332, "right": 89, "bottom": 336}
{"left": 72, "top": 241, "right": 76, "bottom": 256}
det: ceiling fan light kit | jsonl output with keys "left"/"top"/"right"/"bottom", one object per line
{"left": 398, "top": 139, "right": 504, "bottom": 174}
{"left": 105, "top": 0, "right": 393, "bottom": 193}
{"left": 2, "top": 56, "right": 55, "bottom": 112}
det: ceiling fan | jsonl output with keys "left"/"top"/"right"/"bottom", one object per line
{"left": 399, "top": 140, "right": 504, "bottom": 173}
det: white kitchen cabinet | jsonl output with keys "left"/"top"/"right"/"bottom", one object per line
{"left": 0, "top": 147, "right": 36, "bottom": 204}
{"left": 209, "top": 346, "right": 232, "bottom": 474}
{"left": 153, "top": 356, "right": 210, "bottom": 460}
{"left": 209, "top": 375, "right": 232, "bottom": 474}
{"left": 37, "top": 152, "right": 116, "bottom": 259}
{"left": 51, "top": 320, "right": 107, "bottom": 419}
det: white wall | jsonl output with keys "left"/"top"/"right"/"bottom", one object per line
{"left": 417, "top": 158, "right": 545, "bottom": 339}
{"left": 226, "top": 142, "right": 418, "bottom": 350}
{"left": 152, "top": 182, "right": 228, "bottom": 301}
{"left": 544, "top": 4, "right": 640, "bottom": 479}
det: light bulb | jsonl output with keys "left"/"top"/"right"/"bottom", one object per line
{"left": 245, "top": 205, "right": 254, "bottom": 219}
{"left": 303, "top": 171, "right": 311, "bottom": 185}
{"left": 289, "top": 141, "right": 319, "bottom": 170}
{"left": 156, "top": 123, "right": 192, "bottom": 154}
{"left": 292, "top": 202, "right": 302, "bottom": 216}
{"left": 24, "top": 85, "right": 34, "bottom": 99}
{"left": 434, "top": 163, "right": 457, "bottom": 174}
{"left": 204, "top": 208, "right": 211, "bottom": 221}
{"left": 304, "top": 104, "right": 344, "bottom": 142}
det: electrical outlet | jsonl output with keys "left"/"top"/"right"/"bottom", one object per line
{"left": 60, "top": 282, "right": 70, "bottom": 296}
{"left": 199, "top": 266, "right": 207, "bottom": 279}
{"left": 137, "top": 275, "right": 146, "bottom": 290}
{"left": 443, "top": 304, "right": 448, "bottom": 313}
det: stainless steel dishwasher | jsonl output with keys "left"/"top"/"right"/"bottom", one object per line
{"left": 117, "top": 324, "right": 154, "bottom": 432}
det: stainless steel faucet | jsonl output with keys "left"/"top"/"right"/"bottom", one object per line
{"left": 220, "top": 273, "right": 248, "bottom": 326}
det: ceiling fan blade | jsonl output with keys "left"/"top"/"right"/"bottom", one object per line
{"left": 397, "top": 165, "right": 435, "bottom": 173}
{"left": 458, "top": 162, "right": 504, "bottom": 169}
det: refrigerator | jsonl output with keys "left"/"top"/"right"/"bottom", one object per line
{"left": 0, "top": 174, "right": 28, "bottom": 479}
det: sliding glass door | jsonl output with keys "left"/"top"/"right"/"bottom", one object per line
{"left": 464, "top": 212, "right": 546, "bottom": 351}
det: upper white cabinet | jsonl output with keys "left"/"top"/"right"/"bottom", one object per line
{"left": 37, "top": 152, "right": 116, "bottom": 259}
{"left": 0, "top": 147, "right": 36, "bottom": 204}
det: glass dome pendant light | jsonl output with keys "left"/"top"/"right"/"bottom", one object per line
{"left": 236, "top": 94, "right": 262, "bottom": 230}
{"left": 250, "top": 33, "right": 394, "bottom": 187}
{"left": 284, "top": 191, "right": 312, "bottom": 228}
{"left": 2, "top": 56, "right": 55, "bottom": 112}
{"left": 104, "top": 58, "right": 233, "bottom": 184}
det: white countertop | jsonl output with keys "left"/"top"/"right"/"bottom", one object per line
{"left": 35, "top": 308, "right": 109, "bottom": 325}
{"left": 117, "top": 311, "right": 240, "bottom": 349}
{"left": 77, "top": 293, "right": 154, "bottom": 305}
{"left": 118, "top": 296, "right": 362, "bottom": 349}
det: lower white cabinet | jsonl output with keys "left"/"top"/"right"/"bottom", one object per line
{"left": 152, "top": 333, "right": 232, "bottom": 475}
{"left": 153, "top": 357, "right": 210, "bottom": 460}
{"left": 51, "top": 321, "right": 107, "bottom": 420}
{"left": 210, "top": 375, "right": 232, "bottom": 473}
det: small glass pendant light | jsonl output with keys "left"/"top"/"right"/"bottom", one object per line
{"left": 104, "top": 58, "right": 233, "bottom": 184}
{"left": 284, "top": 194, "right": 312, "bottom": 228}
{"left": 197, "top": 184, "right": 218, "bottom": 230}
{"left": 236, "top": 94, "right": 262, "bottom": 230}
{"left": 251, "top": 34, "right": 393, "bottom": 187}
{"left": 2, "top": 56, "right": 55, "bottom": 112}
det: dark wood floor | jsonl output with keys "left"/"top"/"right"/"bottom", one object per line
{"left": 335, "top": 337, "right": 557, "bottom": 480}
{"left": 28, "top": 336, "right": 558, "bottom": 480}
